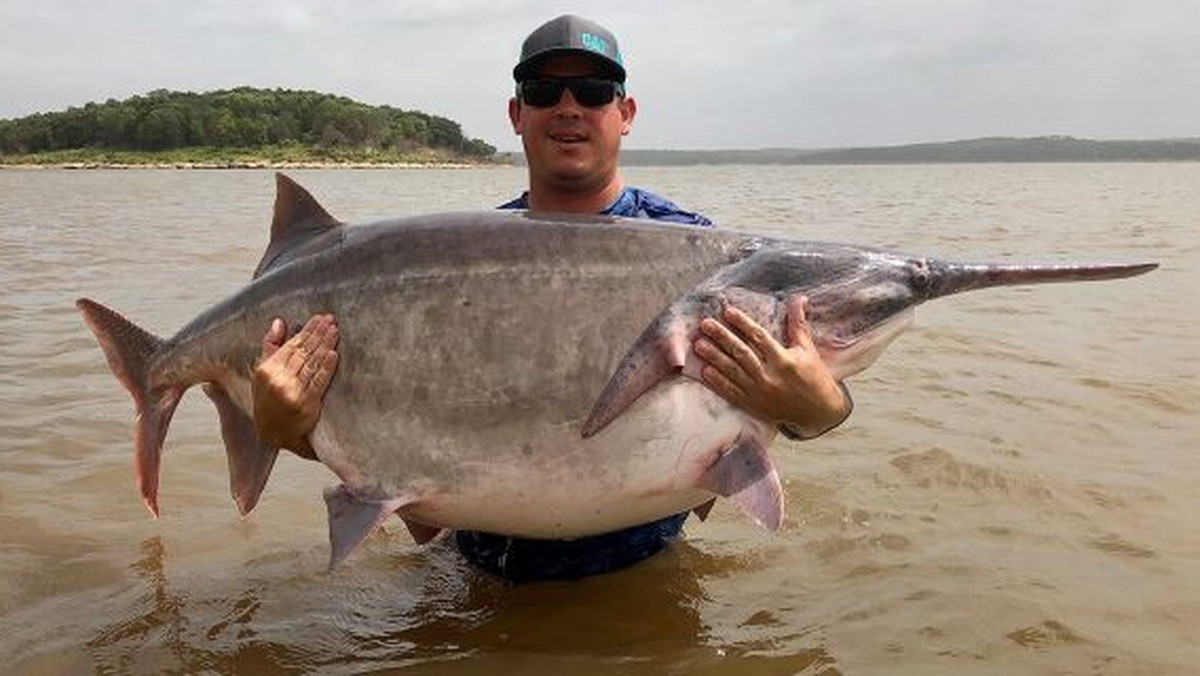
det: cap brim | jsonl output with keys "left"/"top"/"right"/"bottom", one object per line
{"left": 513, "top": 49, "right": 626, "bottom": 82}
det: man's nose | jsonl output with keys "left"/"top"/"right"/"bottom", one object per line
{"left": 552, "top": 89, "right": 585, "bottom": 117}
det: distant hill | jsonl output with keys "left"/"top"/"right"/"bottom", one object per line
{"left": 0, "top": 87, "right": 496, "bottom": 162}
{"left": 612, "top": 137, "right": 1200, "bottom": 166}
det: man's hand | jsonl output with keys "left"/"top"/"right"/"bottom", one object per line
{"left": 692, "top": 299, "right": 849, "bottom": 438}
{"left": 252, "top": 314, "right": 339, "bottom": 459}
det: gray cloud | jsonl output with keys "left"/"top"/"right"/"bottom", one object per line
{"left": 1, "top": 0, "right": 1197, "bottom": 150}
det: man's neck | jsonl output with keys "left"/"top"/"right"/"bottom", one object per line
{"left": 526, "top": 178, "right": 625, "bottom": 214}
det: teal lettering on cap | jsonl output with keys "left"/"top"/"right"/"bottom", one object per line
{"left": 580, "top": 32, "right": 610, "bottom": 56}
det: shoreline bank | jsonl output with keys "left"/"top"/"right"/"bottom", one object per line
{"left": 0, "top": 160, "right": 505, "bottom": 170}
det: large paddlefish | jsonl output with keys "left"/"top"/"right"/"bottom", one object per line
{"left": 77, "top": 174, "right": 1156, "bottom": 567}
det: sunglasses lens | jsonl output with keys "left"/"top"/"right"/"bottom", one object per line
{"left": 520, "top": 80, "right": 565, "bottom": 107}
{"left": 520, "top": 78, "right": 621, "bottom": 108}
{"left": 572, "top": 80, "right": 617, "bottom": 107}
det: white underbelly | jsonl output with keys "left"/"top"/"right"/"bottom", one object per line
{"left": 311, "top": 379, "right": 762, "bottom": 538}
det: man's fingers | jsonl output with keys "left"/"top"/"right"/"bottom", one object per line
{"left": 305, "top": 351, "right": 339, "bottom": 395}
{"left": 298, "top": 344, "right": 339, "bottom": 389}
{"left": 723, "top": 306, "right": 789, "bottom": 362}
{"left": 700, "top": 316, "right": 765, "bottom": 377}
{"left": 700, "top": 365, "right": 746, "bottom": 405}
{"left": 296, "top": 320, "right": 339, "bottom": 384}
{"left": 283, "top": 341, "right": 309, "bottom": 373}
{"left": 284, "top": 315, "right": 334, "bottom": 372}
{"left": 296, "top": 315, "right": 334, "bottom": 355}
{"left": 693, "top": 337, "right": 753, "bottom": 390}
{"left": 296, "top": 353, "right": 319, "bottom": 387}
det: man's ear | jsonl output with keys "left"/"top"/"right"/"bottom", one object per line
{"left": 619, "top": 96, "right": 637, "bottom": 136}
{"left": 508, "top": 97, "right": 523, "bottom": 135}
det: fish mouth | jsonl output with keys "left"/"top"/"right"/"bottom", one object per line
{"left": 813, "top": 310, "right": 916, "bottom": 381}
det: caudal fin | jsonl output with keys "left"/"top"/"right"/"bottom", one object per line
{"left": 77, "top": 298, "right": 183, "bottom": 517}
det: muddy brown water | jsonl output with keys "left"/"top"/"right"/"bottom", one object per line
{"left": 1, "top": 164, "right": 1195, "bottom": 674}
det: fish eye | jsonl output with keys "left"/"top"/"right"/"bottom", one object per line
{"left": 910, "top": 260, "right": 933, "bottom": 288}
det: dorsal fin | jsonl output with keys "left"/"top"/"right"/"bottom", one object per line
{"left": 253, "top": 173, "right": 344, "bottom": 278}
{"left": 270, "top": 172, "right": 340, "bottom": 241}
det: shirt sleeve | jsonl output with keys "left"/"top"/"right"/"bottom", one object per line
{"left": 777, "top": 382, "right": 854, "bottom": 441}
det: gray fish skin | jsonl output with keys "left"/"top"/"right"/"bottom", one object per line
{"left": 76, "top": 175, "right": 1156, "bottom": 568}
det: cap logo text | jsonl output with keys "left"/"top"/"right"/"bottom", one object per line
{"left": 581, "top": 32, "right": 611, "bottom": 57}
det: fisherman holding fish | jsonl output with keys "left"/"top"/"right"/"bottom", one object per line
{"left": 77, "top": 19, "right": 1153, "bottom": 577}
{"left": 252, "top": 15, "right": 852, "bottom": 582}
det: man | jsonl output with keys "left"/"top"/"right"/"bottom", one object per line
{"left": 253, "top": 15, "right": 851, "bottom": 582}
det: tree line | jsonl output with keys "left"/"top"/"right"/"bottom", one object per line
{"left": 0, "top": 87, "right": 496, "bottom": 158}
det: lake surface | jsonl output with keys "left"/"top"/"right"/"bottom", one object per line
{"left": 1, "top": 164, "right": 1196, "bottom": 674}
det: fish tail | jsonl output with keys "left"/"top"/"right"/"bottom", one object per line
{"left": 77, "top": 298, "right": 183, "bottom": 517}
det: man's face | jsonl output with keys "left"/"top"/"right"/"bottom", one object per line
{"left": 509, "top": 54, "right": 637, "bottom": 195}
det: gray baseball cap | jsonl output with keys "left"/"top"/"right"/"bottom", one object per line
{"left": 513, "top": 15, "right": 626, "bottom": 83}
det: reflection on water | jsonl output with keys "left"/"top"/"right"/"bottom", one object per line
{"left": 1, "top": 165, "right": 1197, "bottom": 674}
{"left": 81, "top": 533, "right": 835, "bottom": 674}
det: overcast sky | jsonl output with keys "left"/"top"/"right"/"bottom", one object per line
{"left": 1, "top": 0, "right": 1197, "bottom": 151}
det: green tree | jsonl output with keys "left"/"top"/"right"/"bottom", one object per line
{"left": 0, "top": 87, "right": 497, "bottom": 160}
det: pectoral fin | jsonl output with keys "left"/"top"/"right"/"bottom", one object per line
{"left": 697, "top": 425, "right": 784, "bottom": 531}
{"left": 203, "top": 383, "right": 279, "bottom": 516}
{"left": 582, "top": 308, "right": 694, "bottom": 438}
{"left": 582, "top": 272, "right": 786, "bottom": 438}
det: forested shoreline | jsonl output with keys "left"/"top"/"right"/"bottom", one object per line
{"left": 5, "top": 89, "right": 1196, "bottom": 168}
{"left": 0, "top": 87, "right": 496, "bottom": 165}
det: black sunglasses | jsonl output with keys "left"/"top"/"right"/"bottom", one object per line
{"left": 517, "top": 77, "right": 625, "bottom": 108}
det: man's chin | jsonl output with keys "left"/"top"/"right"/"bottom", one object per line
{"left": 548, "top": 144, "right": 591, "bottom": 162}
{"left": 545, "top": 160, "right": 595, "bottom": 183}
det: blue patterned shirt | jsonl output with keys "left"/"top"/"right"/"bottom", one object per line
{"left": 497, "top": 186, "right": 713, "bottom": 226}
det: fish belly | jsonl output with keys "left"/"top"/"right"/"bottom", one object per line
{"left": 310, "top": 379, "right": 752, "bottom": 538}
